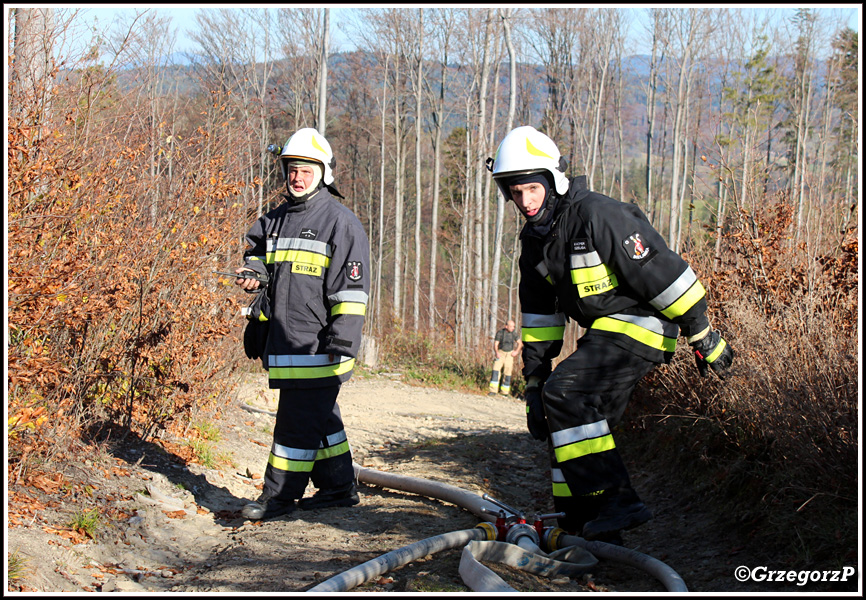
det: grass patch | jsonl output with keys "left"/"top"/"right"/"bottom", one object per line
{"left": 185, "top": 439, "right": 218, "bottom": 468}
{"left": 8, "top": 549, "right": 29, "bottom": 582}
{"left": 192, "top": 421, "right": 221, "bottom": 442}
{"left": 66, "top": 508, "right": 101, "bottom": 539}
{"left": 378, "top": 330, "right": 516, "bottom": 395}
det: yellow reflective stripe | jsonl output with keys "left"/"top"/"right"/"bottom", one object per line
{"left": 706, "top": 337, "right": 727, "bottom": 363}
{"left": 552, "top": 482, "right": 572, "bottom": 497}
{"left": 522, "top": 326, "right": 565, "bottom": 343}
{"left": 267, "top": 249, "right": 331, "bottom": 267}
{"left": 571, "top": 263, "right": 614, "bottom": 285}
{"left": 270, "top": 359, "right": 355, "bottom": 380}
{"left": 257, "top": 312, "right": 269, "bottom": 322}
{"left": 592, "top": 316, "right": 676, "bottom": 353}
{"left": 268, "top": 454, "right": 315, "bottom": 472}
{"left": 661, "top": 280, "right": 706, "bottom": 319}
{"left": 316, "top": 440, "right": 350, "bottom": 461}
{"left": 330, "top": 302, "right": 367, "bottom": 316}
{"left": 572, "top": 265, "right": 619, "bottom": 298}
{"left": 248, "top": 256, "right": 265, "bottom": 262}
{"left": 554, "top": 434, "right": 616, "bottom": 463}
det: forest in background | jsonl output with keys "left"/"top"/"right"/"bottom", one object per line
{"left": 6, "top": 6, "right": 859, "bottom": 566}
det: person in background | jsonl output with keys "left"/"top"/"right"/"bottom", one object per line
{"left": 235, "top": 127, "right": 370, "bottom": 521}
{"left": 487, "top": 126, "right": 734, "bottom": 542}
{"left": 488, "top": 319, "right": 522, "bottom": 396}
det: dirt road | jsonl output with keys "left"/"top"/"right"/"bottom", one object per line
{"left": 6, "top": 372, "right": 844, "bottom": 593}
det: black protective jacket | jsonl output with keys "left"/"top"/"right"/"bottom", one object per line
{"left": 242, "top": 187, "right": 370, "bottom": 389}
{"left": 519, "top": 176, "right": 710, "bottom": 382}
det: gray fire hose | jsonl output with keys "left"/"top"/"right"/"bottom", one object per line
{"left": 305, "top": 463, "right": 688, "bottom": 593}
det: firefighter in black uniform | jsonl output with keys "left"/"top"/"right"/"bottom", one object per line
{"left": 234, "top": 128, "right": 370, "bottom": 520}
{"left": 487, "top": 126, "right": 734, "bottom": 541}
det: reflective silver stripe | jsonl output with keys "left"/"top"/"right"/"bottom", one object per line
{"left": 267, "top": 237, "right": 333, "bottom": 257}
{"left": 570, "top": 250, "right": 602, "bottom": 269}
{"left": 551, "top": 468, "right": 567, "bottom": 483}
{"left": 521, "top": 312, "right": 567, "bottom": 328}
{"left": 551, "top": 420, "right": 611, "bottom": 448}
{"left": 328, "top": 290, "right": 369, "bottom": 305}
{"left": 322, "top": 430, "right": 348, "bottom": 448}
{"left": 268, "top": 354, "right": 353, "bottom": 368}
{"left": 650, "top": 266, "right": 697, "bottom": 312}
{"left": 534, "top": 261, "right": 549, "bottom": 278}
{"left": 606, "top": 312, "right": 680, "bottom": 339}
{"left": 272, "top": 443, "right": 317, "bottom": 461}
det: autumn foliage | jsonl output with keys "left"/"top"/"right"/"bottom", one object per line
{"left": 7, "top": 75, "right": 253, "bottom": 480}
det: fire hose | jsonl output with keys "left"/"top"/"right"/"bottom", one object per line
{"left": 306, "top": 464, "right": 689, "bottom": 593}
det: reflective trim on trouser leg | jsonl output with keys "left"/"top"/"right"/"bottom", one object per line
{"left": 542, "top": 336, "right": 656, "bottom": 497}
{"left": 548, "top": 446, "right": 606, "bottom": 534}
{"left": 264, "top": 386, "right": 343, "bottom": 500}
{"left": 500, "top": 375, "right": 512, "bottom": 395}
{"left": 489, "top": 369, "right": 501, "bottom": 392}
{"left": 310, "top": 400, "right": 355, "bottom": 491}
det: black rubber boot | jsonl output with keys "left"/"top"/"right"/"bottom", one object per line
{"left": 581, "top": 490, "right": 652, "bottom": 541}
{"left": 241, "top": 492, "right": 297, "bottom": 520}
{"left": 297, "top": 485, "right": 360, "bottom": 510}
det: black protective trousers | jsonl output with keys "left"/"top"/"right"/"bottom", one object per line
{"left": 541, "top": 334, "right": 657, "bottom": 531}
{"left": 263, "top": 385, "right": 355, "bottom": 501}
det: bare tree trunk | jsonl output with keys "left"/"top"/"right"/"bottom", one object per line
{"left": 375, "top": 56, "right": 390, "bottom": 334}
{"left": 472, "top": 9, "right": 494, "bottom": 340}
{"left": 488, "top": 7, "right": 517, "bottom": 333}
{"left": 10, "top": 7, "right": 54, "bottom": 120}
{"left": 667, "top": 9, "right": 704, "bottom": 253}
{"left": 644, "top": 10, "right": 663, "bottom": 219}
{"left": 392, "top": 57, "right": 404, "bottom": 323}
{"left": 317, "top": 8, "right": 330, "bottom": 135}
{"left": 412, "top": 9, "right": 424, "bottom": 331}
{"left": 427, "top": 10, "right": 454, "bottom": 333}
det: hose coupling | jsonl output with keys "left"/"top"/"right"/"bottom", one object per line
{"left": 541, "top": 526, "right": 567, "bottom": 553}
{"left": 475, "top": 522, "right": 498, "bottom": 541}
{"left": 505, "top": 522, "right": 540, "bottom": 546}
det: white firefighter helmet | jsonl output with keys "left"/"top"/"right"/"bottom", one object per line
{"left": 279, "top": 128, "right": 335, "bottom": 186}
{"left": 489, "top": 126, "right": 569, "bottom": 201}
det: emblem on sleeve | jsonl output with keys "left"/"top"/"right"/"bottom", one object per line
{"left": 623, "top": 232, "right": 650, "bottom": 260}
{"left": 347, "top": 261, "right": 363, "bottom": 281}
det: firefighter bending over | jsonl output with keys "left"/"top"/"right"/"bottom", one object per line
{"left": 487, "top": 126, "right": 734, "bottom": 542}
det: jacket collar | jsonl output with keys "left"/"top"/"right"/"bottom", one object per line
{"left": 520, "top": 175, "right": 588, "bottom": 241}
{"left": 281, "top": 187, "right": 327, "bottom": 213}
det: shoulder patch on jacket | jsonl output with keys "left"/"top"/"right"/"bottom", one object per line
{"left": 622, "top": 232, "right": 656, "bottom": 264}
{"left": 346, "top": 261, "right": 363, "bottom": 281}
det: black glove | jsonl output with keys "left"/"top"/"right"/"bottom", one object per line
{"left": 691, "top": 330, "right": 734, "bottom": 379}
{"left": 524, "top": 382, "right": 549, "bottom": 441}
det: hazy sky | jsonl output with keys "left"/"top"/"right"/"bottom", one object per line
{"left": 47, "top": 5, "right": 864, "bottom": 59}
